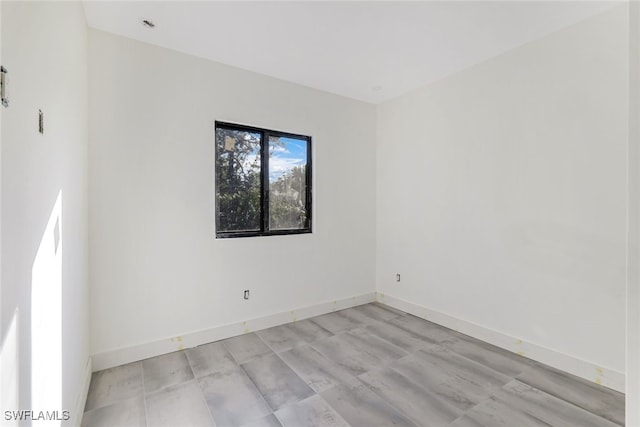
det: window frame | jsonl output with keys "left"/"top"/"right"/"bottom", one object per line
{"left": 215, "top": 121, "right": 312, "bottom": 239}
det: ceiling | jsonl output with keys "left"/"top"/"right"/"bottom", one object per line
{"left": 83, "top": 1, "right": 620, "bottom": 104}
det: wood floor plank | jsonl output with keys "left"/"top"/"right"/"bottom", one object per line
{"left": 517, "top": 364, "right": 625, "bottom": 425}
{"left": 241, "top": 353, "right": 315, "bottom": 410}
{"left": 359, "top": 366, "right": 462, "bottom": 426}
{"left": 321, "top": 381, "right": 418, "bottom": 427}
{"left": 492, "top": 380, "right": 622, "bottom": 427}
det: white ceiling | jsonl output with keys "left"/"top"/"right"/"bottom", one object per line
{"left": 83, "top": 1, "right": 620, "bottom": 104}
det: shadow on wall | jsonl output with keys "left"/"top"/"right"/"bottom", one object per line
{"left": 0, "top": 309, "right": 18, "bottom": 426}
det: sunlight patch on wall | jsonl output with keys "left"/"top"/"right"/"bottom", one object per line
{"left": 31, "top": 191, "right": 62, "bottom": 426}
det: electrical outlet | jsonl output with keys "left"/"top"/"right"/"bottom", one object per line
{"left": 396, "top": 273, "right": 401, "bottom": 282}
{"left": 243, "top": 290, "right": 250, "bottom": 300}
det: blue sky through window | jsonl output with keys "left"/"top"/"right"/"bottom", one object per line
{"left": 269, "top": 136, "right": 307, "bottom": 182}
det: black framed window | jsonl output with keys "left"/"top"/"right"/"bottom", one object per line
{"left": 215, "top": 121, "right": 312, "bottom": 238}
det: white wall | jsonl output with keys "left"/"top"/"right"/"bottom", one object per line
{"left": 628, "top": 1, "right": 640, "bottom": 423}
{"left": 88, "top": 30, "right": 376, "bottom": 362}
{"left": 377, "top": 5, "right": 628, "bottom": 387}
{"left": 1, "top": 1, "right": 90, "bottom": 424}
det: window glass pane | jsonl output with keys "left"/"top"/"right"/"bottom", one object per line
{"left": 269, "top": 136, "right": 308, "bottom": 230}
{"left": 216, "top": 128, "right": 262, "bottom": 232}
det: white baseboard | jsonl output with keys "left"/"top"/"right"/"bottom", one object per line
{"left": 92, "top": 292, "right": 376, "bottom": 371}
{"left": 70, "top": 357, "right": 92, "bottom": 427}
{"left": 376, "top": 292, "right": 625, "bottom": 393}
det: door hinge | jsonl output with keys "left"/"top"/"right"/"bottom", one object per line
{"left": 1, "top": 66, "right": 8, "bottom": 108}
